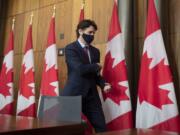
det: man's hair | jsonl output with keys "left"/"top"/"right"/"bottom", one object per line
{"left": 76, "top": 19, "right": 98, "bottom": 38}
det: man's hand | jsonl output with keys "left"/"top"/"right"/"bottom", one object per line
{"left": 103, "top": 83, "right": 111, "bottom": 93}
{"left": 96, "top": 63, "right": 102, "bottom": 69}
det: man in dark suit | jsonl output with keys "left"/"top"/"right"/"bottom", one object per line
{"left": 61, "top": 19, "right": 111, "bottom": 133}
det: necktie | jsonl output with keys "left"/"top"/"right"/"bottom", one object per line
{"left": 84, "top": 46, "right": 91, "bottom": 63}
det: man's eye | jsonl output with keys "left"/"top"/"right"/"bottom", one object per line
{"left": 90, "top": 32, "right": 95, "bottom": 34}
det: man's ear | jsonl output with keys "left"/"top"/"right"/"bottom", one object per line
{"left": 79, "top": 29, "right": 83, "bottom": 36}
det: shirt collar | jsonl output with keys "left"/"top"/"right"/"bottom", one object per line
{"left": 78, "top": 39, "right": 87, "bottom": 48}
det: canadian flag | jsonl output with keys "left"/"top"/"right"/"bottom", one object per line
{"left": 0, "top": 22, "right": 14, "bottom": 115}
{"left": 101, "top": 0, "right": 133, "bottom": 130}
{"left": 79, "top": 3, "right": 84, "bottom": 22}
{"left": 136, "top": 0, "right": 180, "bottom": 132}
{"left": 40, "top": 16, "right": 59, "bottom": 96}
{"left": 16, "top": 24, "right": 36, "bottom": 117}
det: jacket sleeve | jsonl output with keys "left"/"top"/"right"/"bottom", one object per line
{"left": 65, "top": 46, "right": 100, "bottom": 75}
{"left": 96, "top": 75, "right": 106, "bottom": 89}
{"left": 95, "top": 49, "right": 106, "bottom": 89}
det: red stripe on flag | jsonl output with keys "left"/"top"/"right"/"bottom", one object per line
{"left": 108, "top": 1, "right": 121, "bottom": 41}
{"left": 145, "top": 0, "right": 160, "bottom": 37}
{"left": 4, "top": 31, "right": 14, "bottom": 55}
{"left": 25, "top": 25, "right": 33, "bottom": 52}
{"left": 18, "top": 103, "right": 36, "bottom": 117}
{"left": 151, "top": 115, "right": 180, "bottom": 132}
{"left": 79, "top": 8, "right": 84, "bottom": 21}
{"left": 47, "top": 17, "right": 56, "bottom": 46}
{"left": 107, "top": 111, "right": 133, "bottom": 131}
{"left": 0, "top": 102, "right": 14, "bottom": 115}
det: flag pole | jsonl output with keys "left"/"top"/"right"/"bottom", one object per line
{"left": 12, "top": 18, "right": 15, "bottom": 30}
{"left": 52, "top": 5, "right": 56, "bottom": 18}
{"left": 82, "top": 0, "right": 85, "bottom": 8}
{"left": 30, "top": 12, "right": 34, "bottom": 25}
{"left": 114, "top": 0, "right": 118, "bottom": 5}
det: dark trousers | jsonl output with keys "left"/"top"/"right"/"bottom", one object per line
{"left": 82, "top": 88, "right": 107, "bottom": 133}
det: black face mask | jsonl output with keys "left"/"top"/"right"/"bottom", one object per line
{"left": 82, "top": 33, "right": 94, "bottom": 44}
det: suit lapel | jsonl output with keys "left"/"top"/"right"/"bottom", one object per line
{"left": 75, "top": 41, "right": 90, "bottom": 64}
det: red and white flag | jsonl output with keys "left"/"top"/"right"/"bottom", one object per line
{"left": 101, "top": 0, "right": 133, "bottom": 130}
{"left": 79, "top": 3, "right": 84, "bottom": 22}
{"left": 0, "top": 20, "right": 15, "bottom": 115}
{"left": 16, "top": 22, "right": 36, "bottom": 117}
{"left": 136, "top": 0, "right": 180, "bottom": 132}
{"left": 40, "top": 16, "right": 59, "bottom": 97}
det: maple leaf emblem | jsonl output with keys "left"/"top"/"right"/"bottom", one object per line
{"left": 0, "top": 64, "right": 13, "bottom": 97}
{"left": 103, "top": 52, "right": 129, "bottom": 105}
{"left": 41, "top": 64, "right": 58, "bottom": 96}
{"left": 138, "top": 52, "right": 173, "bottom": 109}
{"left": 19, "top": 65, "right": 35, "bottom": 99}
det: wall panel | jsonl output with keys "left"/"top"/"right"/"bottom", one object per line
{"left": 92, "top": 0, "right": 113, "bottom": 44}
{"left": 14, "top": 14, "right": 25, "bottom": 54}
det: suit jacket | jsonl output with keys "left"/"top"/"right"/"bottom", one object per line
{"left": 61, "top": 41, "right": 105, "bottom": 97}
